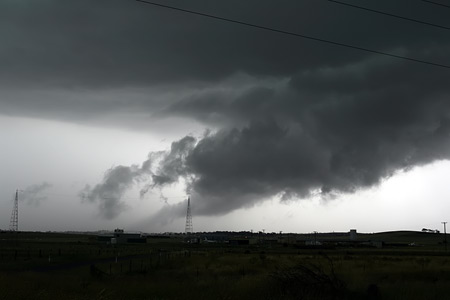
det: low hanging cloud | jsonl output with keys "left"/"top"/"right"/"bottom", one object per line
{"left": 79, "top": 137, "right": 196, "bottom": 219}
{"left": 83, "top": 92, "right": 450, "bottom": 222}
{"left": 78, "top": 159, "right": 155, "bottom": 219}
{"left": 21, "top": 182, "right": 52, "bottom": 206}
{"left": 80, "top": 48, "right": 450, "bottom": 222}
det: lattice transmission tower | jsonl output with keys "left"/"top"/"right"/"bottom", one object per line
{"left": 185, "top": 196, "right": 193, "bottom": 233}
{"left": 9, "top": 189, "right": 19, "bottom": 232}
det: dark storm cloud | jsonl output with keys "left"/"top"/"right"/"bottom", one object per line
{"left": 1, "top": 0, "right": 449, "bottom": 128}
{"left": 3, "top": 1, "right": 450, "bottom": 217}
{"left": 156, "top": 93, "right": 450, "bottom": 216}
{"left": 90, "top": 74, "right": 450, "bottom": 218}
{"left": 1, "top": 0, "right": 448, "bottom": 90}
{"left": 172, "top": 55, "right": 450, "bottom": 209}
{"left": 140, "top": 136, "right": 196, "bottom": 198}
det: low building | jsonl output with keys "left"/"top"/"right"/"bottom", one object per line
{"left": 97, "top": 228, "right": 146, "bottom": 244}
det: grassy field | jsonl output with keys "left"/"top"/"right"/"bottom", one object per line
{"left": 1, "top": 231, "right": 449, "bottom": 299}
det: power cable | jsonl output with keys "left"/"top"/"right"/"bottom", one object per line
{"left": 135, "top": 0, "right": 450, "bottom": 70}
{"left": 27, "top": 192, "right": 186, "bottom": 201}
{"left": 328, "top": 0, "right": 450, "bottom": 30}
{"left": 422, "top": 0, "right": 450, "bottom": 8}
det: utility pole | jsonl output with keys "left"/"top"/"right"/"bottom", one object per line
{"left": 442, "top": 222, "right": 447, "bottom": 251}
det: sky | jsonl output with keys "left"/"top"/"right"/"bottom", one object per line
{"left": 1, "top": 0, "right": 450, "bottom": 233}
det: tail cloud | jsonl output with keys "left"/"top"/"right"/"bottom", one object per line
{"left": 22, "top": 182, "right": 52, "bottom": 206}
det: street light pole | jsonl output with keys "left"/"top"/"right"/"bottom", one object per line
{"left": 442, "top": 222, "right": 447, "bottom": 251}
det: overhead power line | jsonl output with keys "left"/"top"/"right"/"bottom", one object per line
{"left": 35, "top": 192, "right": 186, "bottom": 201}
{"left": 135, "top": 0, "right": 450, "bottom": 70}
{"left": 328, "top": 0, "right": 450, "bottom": 31}
{"left": 422, "top": 0, "right": 450, "bottom": 9}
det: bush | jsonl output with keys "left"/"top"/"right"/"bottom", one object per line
{"left": 270, "top": 258, "right": 346, "bottom": 299}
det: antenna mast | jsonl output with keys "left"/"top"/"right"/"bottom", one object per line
{"left": 185, "top": 196, "right": 193, "bottom": 233}
{"left": 9, "top": 189, "right": 19, "bottom": 232}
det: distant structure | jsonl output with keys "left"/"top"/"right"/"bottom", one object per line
{"left": 349, "top": 229, "right": 357, "bottom": 241}
{"left": 97, "top": 228, "right": 146, "bottom": 244}
{"left": 185, "top": 196, "right": 193, "bottom": 233}
{"left": 9, "top": 189, "right": 19, "bottom": 232}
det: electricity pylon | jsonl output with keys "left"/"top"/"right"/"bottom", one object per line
{"left": 9, "top": 189, "right": 19, "bottom": 231}
{"left": 185, "top": 196, "right": 193, "bottom": 234}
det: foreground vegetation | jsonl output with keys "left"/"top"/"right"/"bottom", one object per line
{"left": 1, "top": 231, "right": 449, "bottom": 299}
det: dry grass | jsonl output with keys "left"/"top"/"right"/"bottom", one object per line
{"left": 2, "top": 232, "right": 450, "bottom": 299}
